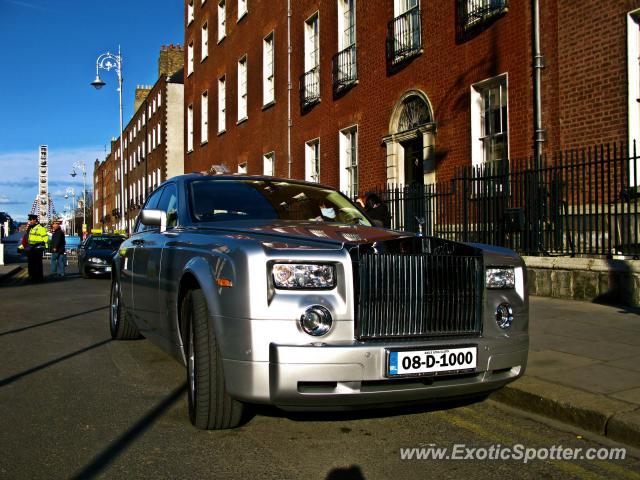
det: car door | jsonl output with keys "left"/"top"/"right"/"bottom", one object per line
{"left": 127, "top": 187, "right": 164, "bottom": 333}
{"left": 131, "top": 183, "right": 177, "bottom": 335}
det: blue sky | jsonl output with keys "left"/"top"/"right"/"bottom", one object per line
{"left": 0, "top": 0, "right": 183, "bottom": 222}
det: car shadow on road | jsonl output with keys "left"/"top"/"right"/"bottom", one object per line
{"left": 0, "top": 305, "right": 109, "bottom": 337}
{"left": 70, "top": 383, "right": 187, "bottom": 480}
{"left": 250, "top": 393, "right": 490, "bottom": 425}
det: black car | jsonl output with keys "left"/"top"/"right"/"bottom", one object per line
{"left": 78, "top": 234, "right": 125, "bottom": 278}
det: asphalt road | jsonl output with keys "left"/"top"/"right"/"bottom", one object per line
{"left": 1, "top": 267, "right": 639, "bottom": 480}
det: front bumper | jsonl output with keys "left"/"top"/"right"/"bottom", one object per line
{"left": 223, "top": 335, "right": 528, "bottom": 410}
{"left": 84, "top": 261, "right": 112, "bottom": 275}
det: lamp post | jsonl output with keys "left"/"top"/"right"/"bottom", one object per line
{"left": 70, "top": 160, "right": 87, "bottom": 238}
{"left": 91, "top": 46, "right": 126, "bottom": 235}
{"left": 64, "top": 188, "right": 76, "bottom": 236}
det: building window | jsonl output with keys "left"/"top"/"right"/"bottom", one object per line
{"left": 188, "top": 0, "right": 194, "bottom": 24}
{"left": 201, "top": 22, "right": 209, "bottom": 61}
{"left": 387, "top": 0, "right": 421, "bottom": 66}
{"left": 263, "top": 32, "right": 275, "bottom": 106}
{"left": 188, "top": 42, "right": 194, "bottom": 76}
{"left": 238, "top": 0, "right": 247, "bottom": 20}
{"left": 238, "top": 56, "right": 248, "bottom": 121}
{"left": 459, "top": 0, "right": 508, "bottom": 31}
{"left": 201, "top": 91, "right": 209, "bottom": 144}
{"left": 218, "top": 0, "right": 226, "bottom": 41}
{"left": 263, "top": 152, "right": 274, "bottom": 176}
{"left": 238, "top": 162, "right": 247, "bottom": 174}
{"left": 218, "top": 75, "right": 226, "bottom": 132}
{"left": 187, "top": 104, "right": 194, "bottom": 152}
{"left": 471, "top": 74, "right": 508, "bottom": 167}
{"left": 333, "top": 0, "right": 357, "bottom": 94}
{"left": 339, "top": 126, "right": 358, "bottom": 196}
{"left": 301, "top": 13, "right": 320, "bottom": 108}
{"left": 158, "top": 123, "right": 162, "bottom": 144}
{"left": 305, "top": 139, "right": 320, "bottom": 182}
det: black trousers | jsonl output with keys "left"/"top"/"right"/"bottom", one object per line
{"left": 27, "top": 248, "right": 44, "bottom": 281}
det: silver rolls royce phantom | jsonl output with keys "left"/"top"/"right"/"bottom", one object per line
{"left": 110, "top": 174, "right": 528, "bottom": 430}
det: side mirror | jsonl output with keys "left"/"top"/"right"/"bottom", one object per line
{"left": 140, "top": 209, "right": 167, "bottom": 233}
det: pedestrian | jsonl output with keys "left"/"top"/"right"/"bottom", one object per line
{"left": 365, "top": 192, "right": 391, "bottom": 228}
{"left": 50, "top": 218, "right": 66, "bottom": 277}
{"left": 18, "top": 214, "right": 49, "bottom": 282}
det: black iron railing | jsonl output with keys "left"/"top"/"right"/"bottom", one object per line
{"left": 356, "top": 252, "right": 483, "bottom": 340}
{"left": 386, "top": 7, "right": 422, "bottom": 67}
{"left": 367, "top": 142, "right": 640, "bottom": 258}
{"left": 300, "top": 66, "right": 320, "bottom": 109}
{"left": 332, "top": 45, "right": 357, "bottom": 95}
{"left": 459, "top": 0, "right": 508, "bottom": 31}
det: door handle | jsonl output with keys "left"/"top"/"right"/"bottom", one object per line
{"left": 132, "top": 239, "right": 145, "bottom": 246}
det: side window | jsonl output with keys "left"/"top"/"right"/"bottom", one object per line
{"left": 134, "top": 187, "right": 164, "bottom": 233}
{"left": 157, "top": 183, "right": 179, "bottom": 228}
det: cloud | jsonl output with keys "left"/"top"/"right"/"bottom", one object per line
{"left": 0, "top": 195, "right": 24, "bottom": 205}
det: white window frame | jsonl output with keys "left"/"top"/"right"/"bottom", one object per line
{"left": 218, "top": 0, "right": 226, "bottom": 42}
{"left": 238, "top": 0, "right": 247, "bottom": 21}
{"left": 304, "top": 12, "right": 320, "bottom": 72}
{"left": 339, "top": 126, "right": 358, "bottom": 196}
{"left": 263, "top": 151, "right": 274, "bottom": 176}
{"left": 218, "top": 75, "right": 226, "bottom": 133}
{"left": 263, "top": 32, "right": 275, "bottom": 106}
{"left": 237, "top": 56, "right": 248, "bottom": 122}
{"left": 394, "top": 0, "right": 418, "bottom": 17}
{"left": 201, "top": 90, "right": 209, "bottom": 144}
{"left": 188, "top": 0, "right": 194, "bottom": 24}
{"left": 187, "top": 42, "right": 194, "bottom": 76}
{"left": 201, "top": 21, "right": 209, "bottom": 61}
{"left": 470, "top": 73, "right": 509, "bottom": 167}
{"left": 187, "top": 104, "right": 194, "bottom": 152}
{"left": 305, "top": 139, "right": 320, "bottom": 182}
{"left": 238, "top": 162, "right": 247, "bottom": 174}
{"left": 629, "top": 9, "right": 640, "bottom": 185}
{"left": 337, "top": 0, "right": 356, "bottom": 51}
{"left": 157, "top": 123, "right": 162, "bottom": 145}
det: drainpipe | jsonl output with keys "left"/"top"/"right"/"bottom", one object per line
{"left": 532, "top": 0, "right": 545, "bottom": 168}
{"left": 287, "top": 0, "right": 292, "bottom": 178}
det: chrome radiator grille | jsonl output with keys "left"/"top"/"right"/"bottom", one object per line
{"left": 355, "top": 253, "right": 483, "bottom": 340}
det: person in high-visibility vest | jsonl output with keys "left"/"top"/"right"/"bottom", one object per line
{"left": 18, "top": 214, "right": 49, "bottom": 281}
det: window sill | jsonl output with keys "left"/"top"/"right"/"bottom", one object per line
{"left": 187, "top": 148, "right": 194, "bottom": 154}
{"left": 200, "top": 140, "right": 209, "bottom": 146}
{"left": 237, "top": 11, "right": 247, "bottom": 23}
{"left": 217, "top": 35, "right": 226, "bottom": 44}
{"left": 217, "top": 129, "right": 226, "bottom": 136}
{"left": 262, "top": 100, "right": 275, "bottom": 111}
{"left": 201, "top": 55, "right": 208, "bottom": 63}
{"left": 237, "top": 117, "right": 248, "bottom": 125}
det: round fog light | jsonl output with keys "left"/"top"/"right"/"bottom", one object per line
{"left": 300, "top": 305, "right": 333, "bottom": 336}
{"left": 495, "top": 303, "right": 514, "bottom": 329}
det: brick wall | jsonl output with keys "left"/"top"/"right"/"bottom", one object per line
{"left": 158, "top": 44, "right": 185, "bottom": 78}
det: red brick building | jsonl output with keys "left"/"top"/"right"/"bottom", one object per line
{"left": 183, "top": 0, "right": 640, "bottom": 198}
{"left": 93, "top": 46, "right": 185, "bottom": 233}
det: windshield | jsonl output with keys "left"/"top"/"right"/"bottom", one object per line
{"left": 85, "top": 237, "right": 124, "bottom": 250}
{"left": 188, "top": 179, "right": 371, "bottom": 226}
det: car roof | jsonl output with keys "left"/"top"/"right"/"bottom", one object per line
{"left": 167, "top": 173, "right": 338, "bottom": 192}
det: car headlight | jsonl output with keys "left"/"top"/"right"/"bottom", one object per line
{"left": 485, "top": 267, "right": 515, "bottom": 289}
{"left": 272, "top": 263, "right": 335, "bottom": 289}
{"left": 88, "top": 257, "right": 107, "bottom": 264}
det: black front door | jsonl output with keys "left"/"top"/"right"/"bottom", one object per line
{"left": 402, "top": 136, "right": 425, "bottom": 233}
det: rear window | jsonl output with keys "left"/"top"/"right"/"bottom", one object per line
{"left": 85, "top": 236, "right": 124, "bottom": 250}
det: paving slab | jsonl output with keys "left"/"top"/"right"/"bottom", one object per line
{"left": 610, "top": 387, "right": 640, "bottom": 405}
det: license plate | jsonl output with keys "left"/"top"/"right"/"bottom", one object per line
{"left": 388, "top": 346, "right": 477, "bottom": 377}
{"left": 105, "top": 266, "right": 112, "bottom": 272}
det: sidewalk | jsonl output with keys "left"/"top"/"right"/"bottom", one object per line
{"left": 492, "top": 296, "right": 640, "bottom": 449}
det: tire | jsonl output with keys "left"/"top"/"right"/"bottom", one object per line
{"left": 184, "top": 289, "right": 245, "bottom": 430}
{"left": 109, "top": 278, "right": 141, "bottom": 340}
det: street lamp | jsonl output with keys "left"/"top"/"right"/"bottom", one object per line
{"left": 70, "top": 160, "right": 87, "bottom": 238}
{"left": 64, "top": 187, "right": 76, "bottom": 236}
{"left": 91, "top": 46, "right": 126, "bottom": 235}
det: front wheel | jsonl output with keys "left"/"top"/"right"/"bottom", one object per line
{"left": 110, "top": 278, "right": 141, "bottom": 340}
{"left": 184, "top": 289, "right": 245, "bottom": 430}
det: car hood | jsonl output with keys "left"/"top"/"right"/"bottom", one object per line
{"left": 83, "top": 249, "right": 118, "bottom": 258}
{"left": 191, "top": 220, "right": 415, "bottom": 247}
